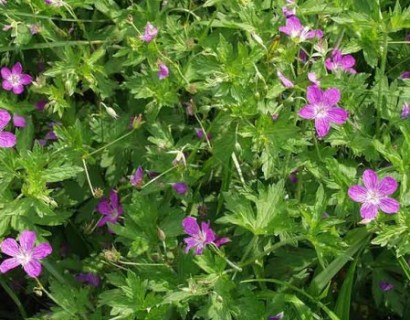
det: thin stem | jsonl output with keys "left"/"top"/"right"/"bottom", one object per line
{"left": 211, "top": 245, "right": 242, "bottom": 272}
{"left": 397, "top": 255, "right": 410, "bottom": 281}
{"left": 140, "top": 166, "right": 177, "bottom": 189}
{"left": 376, "top": 31, "right": 388, "bottom": 137}
{"left": 82, "top": 159, "right": 95, "bottom": 197}
{"left": 85, "top": 129, "right": 136, "bottom": 158}
{"left": 0, "top": 40, "right": 106, "bottom": 52}
{"left": 231, "top": 152, "right": 246, "bottom": 188}
{"left": 313, "top": 135, "right": 323, "bottom": 162}
{"left": 194, "top": 113, "right": 212, "bottom": 150}
{"left": 118, "top": 260, "right": 169, "bottom": 267}
{"left": 0, "top": 278, "right": 27, "bottom": 319}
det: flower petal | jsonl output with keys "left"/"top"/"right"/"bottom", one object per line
{"left": 12, "top": 62, "right": 22, "bottom": 75}
{"left": 314, "top": 117, "right": 330, "bottom": 137}
{"left": 1, "top": 238, "right": 20, "bottom": 256}
{"left": 348, "top": 185, "right": 367, "bottom": 202}
{"left": 18, "top": 231, "right": 36, "bottom": 252}
{"left": 306, "top": 85, "right": 322, "bottom": 104}
{"left": 32, "top": 243, "right": 52, "bottom": 259}
{"left": 182, "top": 217, "right": 200, "bottom": 236}
{"left": 362, "top": 169, "right": 378, "bottom": 190}
{"left": 109, "top": 190, "right": 119, "bottom": 206}
{"left": 96, "top": 215, "right": 112, "bottom": 227}
{"left": 2, "top": 80, "right": 12, "bottom": 91}
{"left": 341, "top": 55, "right": 356, "bottom": 69}
{"left": 12, "top": 115, "right": 26, "bottom": 128}
{"left": 1, "top": 67, "right": 11, "bottom": 79}
{"left": 360, "top": 202, "right": 378, "bottom": 220}
{"left": 328, "top": 107, "right": 348, "bottom": 124}
{"left": 0, "top": 132, "right": 16, "bottom": 148}
{"left": 0, "top": 109, "right": 11, "bottom": 131}
{"left": 97, "top": 199, "right": 111, "bottom": 215}
{"left": 20, "top": 74, "right": 32, "bottom": 85}
{"left": 378, "top": 177, "right": 398, "bottom": 196}
{"left": 12, "top": 84, "right": 24, "bottom": 95}
{"left": 23, "top": 259, "right": 42, "bottom": 278}
{"left": 184, "top": 237, "right": 199, "bottom": 253}
{"left": 325, "top": 58, "right": 334, "bottom": 71}
{"left": 298, "top": 105, "right": 315, "bottom": 119}
{"left": 379, "top": 198, "right": 400, "bottom": 214}
{"left": 322, "top": 88, "right": 341, "bottom": 106}
{"left": 201, "top": 222, "right": 216, "bottom": 243}
{"left": 0, "top": 258, "right": 20, "bottom": 274}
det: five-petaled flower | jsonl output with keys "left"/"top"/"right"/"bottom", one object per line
{"left": 325, "top": 49, "right": 356, "bottom": 74}
{"left": 0, "top": 109, "right": 17, "bottom": 148}
{"left": 1, "top": 62, "right": 32, "bottom": 95}
{"left": 348, "top": 169, "right": 400, "bottom": 222}
{"left": 182, "top": 217, "right": 230, "bottom": 255}
{"left": 0, "top": 230, "right": 52, "bottom": 278}
{"left": 96, "top": 190, "right": 124, "bottom": 228}
{"left": 298, "top": 85, "right": 348, "bottom": 137}
{"left": 140, "top": 22, "right": 158, "bottom": 42}
{"left": 279, "top": 16, "right": 323, "bottom": 43}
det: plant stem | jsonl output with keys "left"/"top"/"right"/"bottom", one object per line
{"left": 85, "top": 129, "right": 136, "bottom": 158}
{"left": 0, "top": 278, "right": 27, "bottom": 319}
{"left": 82, "top": 159, "right": 95, "bottom": 197}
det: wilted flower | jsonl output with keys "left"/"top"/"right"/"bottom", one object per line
{"left": 172, "top": 182, "right": 188, "bottom": 195}
{"left": 13, "top": 115, "right": 26, "bottom": 128}
{"left": 401, "top": 102, "right": 410, "bottom": 119}
{"left": 158, "top": 63, "right": 169, "bottom": 80}
{"left": 288, "top": 169, "right": 298, "bottom": 183}
{"left": 268, "top": 312, "right": 284, "bottom": 320}
{"left": 195, "top": 128, "right": 212, "bottom": 140}
{"left": 29, "top": 24, "right": 41, "bottom": 35}
{"left": 308, "top": 72, "right": 320, "bottom": 86}
{"left": 0, "top": 109, "right": 16, "bottom": 148}
{"left": 96, "top": 190, "right": 124, "bottom": 228}
{"left": 277, "top": 70, "right": 294, "bottom": 88}
{"left": 1, "top": 62, "right": 32, "bottom": 95}
{"left": 0, "top": 230, "right": 52, "bottom": 278}
{"left": 76, "top": 273, "right": 100, "bottom": 287}
{"left": 299, "top": 49, "right": 308, "bottom": 63}
{"left": 130, "top": 166, "right": 144, "bottom": 187}
{"left": 44, "top": 0, "right": 64, "bottom": 6}
{"left": 35, "top": 100, "right": 47, "bottom": 111}
{"left": 140, "top": 22, "right": 158, "bottom": 42}
{"left": 298, "top": 85, "right": 348, "bottom": 137}
{"left": 325, "top": 49, "right": 356, "bottom": 74}
{"left": 399, "top": 71, "right": 410, "bottom": 79}
{"left": 279, "top": 16, "right": 323, "bottom": 42}
{"left": 348, "top": 169, "right": 400, "bottom": 222}
{"left": 271, "top": 114, "right": 279, "bottom": 121}
{"left": 379, "top": 281, "right": 394, "bottom": 292}
{"left": 182, "top": 217, "right": 229, "bottom": 255}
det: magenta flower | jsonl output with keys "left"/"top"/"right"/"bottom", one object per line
{"left": 76, "top": 273, "right": 100, "bottom": 287}
{"left": 277, "top": 71, "right": 294, "bottom": 88}
{"left": 130, "top": 166, "right": 144, "bottom": 187}
{"left": 379, "top": 281, "right": 394, "bottom": 292}
{"left": 182, "top": 217, "right": 216, "bottom": 255}
{"left": 35, "top": 100, "right": 47, "bottom": 111}
{"left": 399, "top": 71, "right": 410, "bottom": 79}
{"left": 279, "top": 16, "right": 323, "bottom": 42}
{"left": 298, "top": 85, "right": 348, "bottom": 137}
{"left": 1, "top": 62, "right": 32, "bottom": 95}
{"left": 308, "top": 72, "right": 320, "bottom": 86}
{"left": 348, "top": 169, "right": 400, "bottom": 222}
{"left": 325, "top": 49, "right": 356, "bottom": 74}
{"left": 158, "top": 63, "right": 169, "bottom": 80}
{"left": 195, "top": 128, "right": 212, "bottom": 140}
{"left": 172, "top": 182, "right": 188, "bottom": 195}
{"left": 140, "top": 22, "right": 158, "bottom": 42}
{"left": 96, "top": 190, "right": 124, "bottom": 227}
{"left": 401, "top": 102, "right": 410, "bottom": 119}
{"left": 13, "top": 115, "right": 26, "bottom": 128}
{"left": 0, "top": 109, "right": 16, "bottom": 148}
{"left": 0, "top": 230, "right": 52, "bottom": 278}
{"left": 299, "top": 49, "right": 308, "bottom": 63}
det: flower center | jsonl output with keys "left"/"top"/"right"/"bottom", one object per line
{"left": 8, "top": 74, "right": 20, "bottom": 86}
{"left": 16, "top": 250, "right": 32, "bottom": 266}
{"left": 366, "top": 190, "right": 381, "bottom": 205}
{"left": 315, "top": 104, "right": 328, "bottom": 118}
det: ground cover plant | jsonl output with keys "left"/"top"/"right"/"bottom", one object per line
{"left": 1, "top": 0, "right": 410, "bottom": 319}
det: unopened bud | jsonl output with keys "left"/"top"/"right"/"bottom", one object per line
{"left": 157, "top": 227, "right": 166, "bottom": 241}
{"left": 103, "top": 247, "right": 121, "bottom": 262}
{"left": 94, "top": 188, "right": 104, "bottom": 198}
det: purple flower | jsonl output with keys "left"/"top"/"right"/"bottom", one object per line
{"left": 140, "top": 22, "right": 158, "bottom": 42}
{"left": 325, "top": 49, "right": 356, "bottom": 74}
{"left": 76, "top": 273, "right": 100, "bottom": 287}
{"left": 13, "top": 115, "right": 26, "bottom": 128}
{"left": 308, "top": 72, "right": 320, "bottom": 86}
{"left": 399, "top": 71, "right": 410, "bottom": 79}
{"left": 379, "top": 281, "right": 394, "bottom": 292}
{"left": 29, "top": 24, "right": 40, "bottom": 35}
{"left": 288, "top": 169, "right": 298, "bottom": 183}
{"left": 182, "top": 217, "right": 216, "bottom": 255}
{"left": 348, "top": 169, "right": 400, "bottom": 222}
{"left": 172, "top": 182, "right": 188, "bottom": 195}
{"left": 0, "top": 230, "right": 52, "bottom": 278}
{"left": 299, "top": 49, "right": 308, "bottom": 63}
{"left": 45, "top": 130, "right": 57, "bottom": 140}
{"left": 268, "top": 312, "right": 284, "bottom": 320}
{"left": 277, "top": 71, "right": 294, "bottom": 88}
{"left": 298, "top": 85, "right": 348, "bottom": 137}
{"left": 96, "top": 190, "right": 124, "bottom": 227}
{"left": 1, "top": 62, "right": 32, "bottom": 95}
{"left": 35, "top": 100, "right": 47, "bottom": 111}
{"left": 158, "top": 63, "right": 169, "bottom": 80}
{"left": 282, "top": 5, "right": 296, "bottom": 18}
{"left": 195, "top": 128, "right": 212, "bottom": 140}
{"left": 401, "top": 102, "right": 410, "bottom": 119}
{"left": 130, "top": 166, "right": 144, "bottom": 187}
{"left": 279, "top": 16, "right": 323, "bottom": 42}
{"left": 0, "top": 109, "right": 16, "bottom": 148}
